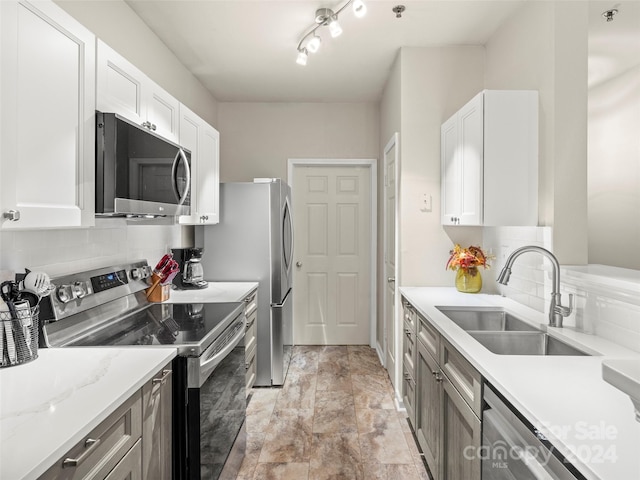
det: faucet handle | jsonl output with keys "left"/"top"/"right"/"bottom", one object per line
{"left": 558, "top": 293, "right": 574, "bottom": 317}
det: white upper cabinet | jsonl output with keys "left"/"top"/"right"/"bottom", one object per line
{"left": 1, "top": 0, "right": 96, "bottom": 229}
{"left": 441, "top": 90, "right": 538, "bottom": 226}
{"left": 96, "top": 40, "right": 180, "bottom": 143}
{"left": 178, "top": 104, "right": 220, "bottom": 225}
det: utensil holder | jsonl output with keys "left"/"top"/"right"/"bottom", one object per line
{"left": 146, "top": 274, "right": 170, "bottom": 302}
{"left": 0, "top": 305, "right": 39, "bottom": 368}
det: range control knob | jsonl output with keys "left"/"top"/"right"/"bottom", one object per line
{"left": 72, "top": 281, "right": 90, "bottom": 299}
{"left": 56, "top": 285, "right": 75, "bottom": 303}
{"left": 130, "top": 268, "right": 141, "bottom": 280}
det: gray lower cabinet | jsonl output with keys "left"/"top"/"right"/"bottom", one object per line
{"left": 416, "top": 339, "right": 441, "bottom": 477}
{"left": 105, "top": 440, "right": 142, "bottom": 480}
{"left": 414, "top": 307, "right": 482, "bottom": 480}
{"left": 40, "top": 364, "right": 173, "bottom": 480}
{"left": 142, "top": 366, "right": 173, "bottom": 480}
{"left": 244, "top": 289, "right": 258, "bottom": 392}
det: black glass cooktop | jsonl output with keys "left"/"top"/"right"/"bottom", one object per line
{"left": 69, "top": 302, "right": 243, "bottom": 356}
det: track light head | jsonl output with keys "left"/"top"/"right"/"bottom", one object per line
{"left": 296, "top": 1, "right": 366, "bottom": 65}
{"left": 296, "top": 48, "right": 308, "bottom": 66}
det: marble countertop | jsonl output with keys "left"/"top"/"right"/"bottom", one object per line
{"left": 399, "top": 287, "right": 640, "bottom": 480}
{"left": 165, "top": 281, "right": 258, "bottom": 303}
{"left": 0, "top": 347, "right": 177, "bottom": 480}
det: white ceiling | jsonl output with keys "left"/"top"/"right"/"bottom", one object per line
{"left": 125, "top": 0, "right": 640, "bottom": 103}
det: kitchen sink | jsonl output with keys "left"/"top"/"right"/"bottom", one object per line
{"left": 468, "top": 331, "right": 590, "bottom": 356}
{"left": 436, "top": 306, "right": 539, "bottom": 332}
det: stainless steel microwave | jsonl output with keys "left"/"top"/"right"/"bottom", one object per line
{"left": 95, "top": 111, "right": 191, "bottom": 217}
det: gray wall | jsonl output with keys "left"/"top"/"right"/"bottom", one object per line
{"left": 216, "top": 102, "right": 379, "bottom": 182}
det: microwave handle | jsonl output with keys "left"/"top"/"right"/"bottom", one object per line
{"left": 171, "top": 148, "right": 191, "bottom": 205}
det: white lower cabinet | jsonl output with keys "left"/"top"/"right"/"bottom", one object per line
{"left": 1, "top": 0, "right": 95, "bottom": 230}
{"left": 178, "top": 104, "right": 220, "bottom": 225}
{"left": 39, "top": 363, "right": 172, "bottom": 480}
{"left": 413, "top": 305, "right": 482, "bottom": 480}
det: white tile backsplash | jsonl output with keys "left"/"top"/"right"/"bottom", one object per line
{"left": 483, "top": 226, "right": 640, "bottom": 353}
{"left": 0, "top": 218, "right": 186, "bottom": 279}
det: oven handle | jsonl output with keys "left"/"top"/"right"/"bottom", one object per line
{"left": 196, "top": 315, "right": 246, "bottom": 388}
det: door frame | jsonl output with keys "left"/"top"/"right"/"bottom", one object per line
{"left": 287, "top": 158, "right": 378, "bottom": 348}
{"left": 383, "top": 133, "right": 400, "bottom": 393}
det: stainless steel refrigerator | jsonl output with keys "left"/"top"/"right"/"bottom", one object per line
{"left": 196, "top": 179, "right": 293, "bottom": 386}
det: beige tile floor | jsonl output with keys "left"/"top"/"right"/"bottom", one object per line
{"left": 237, "top": 345, "right": 429, "bottom": 480}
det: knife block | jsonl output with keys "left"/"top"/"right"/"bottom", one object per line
{"left": 146, "top": 274, "right": 170, "bottom": 302}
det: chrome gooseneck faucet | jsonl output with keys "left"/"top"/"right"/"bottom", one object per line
{"left": 497, "top": 246, "right": 573, "bottom": 328}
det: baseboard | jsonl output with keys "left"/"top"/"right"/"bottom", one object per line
{"left": 375, "top": 341, "right": 385, "bottom": 366}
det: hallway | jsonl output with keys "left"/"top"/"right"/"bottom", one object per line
{"left": 237, "top": 345, "right": 429, "bottom": 479}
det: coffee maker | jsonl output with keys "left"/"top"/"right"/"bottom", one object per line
{"left": 171, "top": 247, "right": 208, "bottom": 290}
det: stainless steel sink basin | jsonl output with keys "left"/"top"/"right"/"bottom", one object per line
{"left": 436, "top": 306, "right": 539, "bottom": 332}
{"left": 469, "top": 331, "right": 589, "bottom": 356}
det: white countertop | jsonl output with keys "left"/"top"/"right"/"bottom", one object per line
{"left": 399, "top": 287, "right": 640, "bottom": 480}
{"left": 0, "top": 347, "right": 177, "bottom": 480}
{"left": 165, "top": 281, "right": 258, "bottom": 303}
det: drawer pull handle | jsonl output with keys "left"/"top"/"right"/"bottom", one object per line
{"left": 152, "top": 369, "right": 172, "bottom": 384}
{"left": 62, "top": 438, "right": 101, "bottom": 468}
{"left": 246, "top": 317, "right": 256, "bottom": 329}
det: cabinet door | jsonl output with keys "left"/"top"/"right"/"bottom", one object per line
{"left": 105, "top": 440, "right": 142, "bottom": 480}
{"left": 96, "top": 39, "right": 145, "bottom": 125}
{"left": 441, "top": 376, "right": 481, "bottom": 480}
{"left": 145, "top": 82, "right": 180, "bottom": 143}
{"left": 402, "top": 367, "right": 416, "bottom": 429}
{"left": 1, "top": 0, "right": 95, "bottom": 229}
{"left": 142, "top": 367, "right": 172, "bottom": 480}
{"left": 457, "top": 93, "right": 483, "bottom": 226}
{"left": 178, "top": 105, "right": 220, "bottom": 225}
{"left": 440, "top": 115, "right": 459, "bottom": 225}
{"left": 416, "top": 340, "right": 441, "bottom": 479}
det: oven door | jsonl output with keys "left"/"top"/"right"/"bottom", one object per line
{"left": 186, "top": 313, "right": 246, "bottom": 480}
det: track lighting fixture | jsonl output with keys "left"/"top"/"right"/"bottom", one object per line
{"left": 296, "top": 0, "right": 367, "bottom": 66}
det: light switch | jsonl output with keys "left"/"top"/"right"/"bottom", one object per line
{"left": 421, "top": 193, "right": 432, "bottom": 212}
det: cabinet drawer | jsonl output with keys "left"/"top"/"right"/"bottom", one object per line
{"left": 402, "top": 366, "right": 416, "bottom": 429}
{"left": 245, "top": 344, "right": 257, "bottom": 391}
{"left": 417, "top": 314, "right": 440, "bottom": 360}
{"left": 243, "top": 291, "right": 258, "bottom": 317}
{"left": 244, "top": 308, "right": 257, "bottom": 353}
{"left": 245, "top": 347, "right": 257, "bottom": 395}
{"left": 440, "top": 339, "right": 482, "bottom": 417}
{"left": 41, "top": 391, "right": 142, "bottom": 480}
{"left": 402, "top": 299, "right": 417, "bottom": 332}
{"left": 105, "top": 439, "right": 142, "bottom": 480}
{"left": 402, "top": 320, "right": 416, "bottom": 377}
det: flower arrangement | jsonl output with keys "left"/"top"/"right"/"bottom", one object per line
{"left": 446, "top": 244, "right": 492, "bottom": 276}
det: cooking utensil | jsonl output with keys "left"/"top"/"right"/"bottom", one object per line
{"left": 23, "top": 271, "right": 54, "bottom": 297}
{"left": 14, "top": 301, "right": 33, "bottom": 357}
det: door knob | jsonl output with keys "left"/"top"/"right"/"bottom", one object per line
{"left": 387, "top": 277, "right": 395, "bottom": 284}
{"left": 296, "top": 262, "right": 303, "bottom": 268}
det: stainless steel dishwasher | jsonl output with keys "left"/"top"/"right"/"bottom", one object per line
{"left": 482, "top": 384, "right": 585, "bottom": 480}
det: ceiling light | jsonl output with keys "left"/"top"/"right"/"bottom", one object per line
{"left": 295, "top": 0, "right": 366, "bottom": 66}
{"left": 353, "top": 0, "right": 367, "bottom": 18}
{"left": 328, "top": 17, "right": 343, "bottom": 38}
{"left": 296, "top": 48, "right": 308, "bottom": 66}
{"left": 307, "top": 34, "right": 321, "bottom": 53}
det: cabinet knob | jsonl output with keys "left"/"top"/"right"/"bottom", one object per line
{"left": 142, "top": 121, "right": 151, "bottom": 129}
{"left": 151, "top": 124, "right": 157, "bottom": 131}
{"left": 296, "top": 261, "right": 303, "bottom": 268}
{"left": 3, "top": 210, "right": 20, "bottom": 222}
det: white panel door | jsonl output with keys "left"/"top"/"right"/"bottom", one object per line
{"left": 293, "top": 165, "right": 371, "bottom": 345}
{"left": 1, "top": 0, "right": 95, "bottom": 229}
{"left": 440, "top": 116, "right": 459, "bottom": 225}
{"left": 384, "top": 134, "right": 399, "bottom": 388}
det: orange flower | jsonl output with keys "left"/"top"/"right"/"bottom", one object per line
{"left": 446, "top": 244, "right": 492, "bottom": 274}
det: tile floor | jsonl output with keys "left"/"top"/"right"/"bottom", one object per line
{"left": 237, "top": 345, "right": 429, "bottom": 480}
